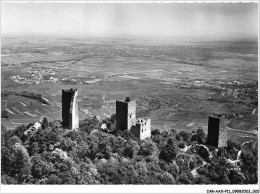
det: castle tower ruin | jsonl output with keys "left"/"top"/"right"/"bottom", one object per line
{"left": 130, "top": 118, "right": 151, "bottom": 140}
{"left": 116, "top": 98, "right": 136, "bottom": 131}
{"left": 207, "top": 116, "right": 228, "bottom": 148}
{"left": 62, "top": 88, "right": 79, "bottom": 130}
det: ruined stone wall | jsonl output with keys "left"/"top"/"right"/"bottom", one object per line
{"left": 116, "top": 100, "right": 136, "bottom": 130}
{"left": 116, "top": 101, "right": 128, "bottom": 130}
{"left": 69, "top": 90, "right": 79, "bottom": 130}
{"left": 130, "top": 118, "right": 151, "bottom": 140}
{"left": 207, "top": 116, "right": 220, "bottom": 147}
{"left": 130, "top": 124, "right": 141, "bottom": 139}
{"left": 218, "top": 118, "right": 228, "bottom": 148}
{"left": 62, "top": 89, "right": 73, "bottom": 128}
{"left": 139, "top": 119, "right": 151, "bottom": 140}
{"left": 62, "top": 88, "right": 79, "bottom": 130}
{"left": 207, "top": 116, "right": 227, "bottom": 148}
{"left": 127, "top": 100, "right": 136, "bottom": 131}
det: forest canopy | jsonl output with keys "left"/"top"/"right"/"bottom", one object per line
{"left": 1, "top": 116, "right": 258, "bottom": 185}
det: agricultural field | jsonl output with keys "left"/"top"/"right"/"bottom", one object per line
{"left": 1, "top": 36, "right": 258, "bottom": 145}
{"left": 1, "top": 94, "right": 60, "bottom": 130}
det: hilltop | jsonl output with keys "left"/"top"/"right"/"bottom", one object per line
{"left": 1, "top": 37, "right": 258, "bottom": 185}
{"left": 1, "top": 116, "right": 258, "bottom": 184}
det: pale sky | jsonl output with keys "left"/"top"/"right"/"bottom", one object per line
{"left": 1, "top": 2, "right": 258, "bottom": 39}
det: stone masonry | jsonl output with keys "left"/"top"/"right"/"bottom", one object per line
{"left": 116, "top": 97, "right": 151, "bottom": 140}
{"left": 116, "top": 99, "right": 136, "bottom": 131}
{"left": 62, "top": 88, "right": 79, "bottom": 130}
{"left": 130, "top": 118, "right": 151, "bottom": 140}
{"left": 207, "top": 115, "right": 228, "bottom": 148}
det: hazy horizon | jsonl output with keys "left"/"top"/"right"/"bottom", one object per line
{"left": 1, "top": 2, "right": 258, "bottom": 40}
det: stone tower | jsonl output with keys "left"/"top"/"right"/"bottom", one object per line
{"left": 116, "top": 98, "right": 136, "bottom": 131}
{"left": 62, "top": 88, "right": 79, "bottom": 130}
{"left": 130, "top": 118, "right": 151, "bottom": 140}
{"left": 207, "top": 116, "right": 228, "bottom": 148}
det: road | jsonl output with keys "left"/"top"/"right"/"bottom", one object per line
{"left": 103, "top": 95, "right": 106, "bottom": 104}
{"left": 191, "top": 161, "right": 207, "bottom": 177}
{"left": 228, "top": 127, "right": 257, "bottom": 136}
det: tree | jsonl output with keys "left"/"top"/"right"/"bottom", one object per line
{"left": 177, "top": 172, "right": 194, "bottom": 184}
{"left": 240, "top": 153, "right": 258, "bottom": 184}
{"left": 134, "top": 161, "right": 148, "bottom": 176}
{"left": 60, "top": 138, "right": 75, "bottom": 152}
{"left": 177, "top": 141, "right": 185, "bottom": 149}
{"left": 159, "top": 160, "right": 180, "bottom": 179}
{"left": 94, "top": 132, "right": 118, "bottom": 160}
{"left": 1, "top": 125, "right": 8, "bottom": 146}
{"left": 191, "top": 128, "right": 206, "bottom": 144}
{"left": 125, "top": 97, "right": 131, "bottom": 102}
{"left": 124, "top": 140, "right": 140, "bottom": 158}
{"left": 151, "top": 129, "right": 160, "bottom": 136}
{"left": 28, "top": 129, "right": 49, "bottom": 154}
{"left": 118, "top": 130, "right": 138, "bottom": 141}
{"left": 151, "top": 129, "right": 178, "bottom": 149}
{"left": 1, "top": 110, "right": 9, "bottom": 118}
{"left": 151, "top": 132, "right": 165, "bottom": 149}
{"left": 13, "top": 125, "right": 27, "bottom": 139}
{"left": 4, "top": 117, "right": 258, "bottom": 185}
{"left": 6, "top": 135, "right": 22, "bottom": 148}
{"left": 76, "top": 162, "right": 100, "bottom": 184}
{"left": 229, "top": 169, "right": 245, "bottom": 184}
{"left": 197, "top": 157, "right": 231, "bottom": 184}
{"left": 176, "top": 153, "right": 191, "bottom": 173}
{"left": 46, "top": 174, "right": 63, "bottom": 184}
{"left": 175, "top": 134, "right": 182, "bottom": 141}
{"left": 59, "top": 171, "right": 76, "bottom": 184}
{"left": 195, "top": 145, "right": 210, "bottom": 160}
{"left": 117, "top": 161, "right": 137, "bottom": 184}
{"left": 28, "top": 142, "right": 40, "bottom": 156}
{"left": 159, "top": 143, "right": 178, "bottom": 163}
{"left": 97, "top": 161, "right": 122, "bottom": 184}
{"left": 196, "top": 128, "right": 206, "bottom": 140}
{"left": 79, "top": 117, "right": 101, "bottom": 134}
{"left": 139, "top": 140, "right": 158, "bottom": 157}
{"left": 179, "top": 131, "right": 190, "bottom": 142}
{"left": 226, "top": 140, "right": 239, "bottom": 160}
{"left": 156, "top": 172, "right": 176, "bottom": 184}
{"left": 194, "top": 175, "right": 211, "bottom": 184}
{"left": 1, "top": 174, "right": 17, "bottom": 184}
{"left": 2, "top": 144, "right": 32, "bottom": 183}
{"left": 31, "top": 155, "right": 52, "bottom": 179}
{"left": 109, "top": 113, "right": 116, "bottom": 124}
{"left": 145, "top": 155, "right": 161, "bottom": 173}
{"left": 41, "top": 117, "right": 49, "bottom": 129}
{"left": 83, "top": 135, "right": 99, "bottom": 160}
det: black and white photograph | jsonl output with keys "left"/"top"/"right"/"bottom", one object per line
{"left": 0, "top": 1, "right": 259, "bottom": 193}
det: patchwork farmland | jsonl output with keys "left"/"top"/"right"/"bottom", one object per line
{"left": 1, "top": 94, "right": 61, "bottom": 129}
{"left": 1, "top": 37, "right": 258, "bottom": 146}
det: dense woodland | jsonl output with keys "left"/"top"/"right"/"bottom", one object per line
{"left": 1, "top": 115, "right": 258, "bottom": 185}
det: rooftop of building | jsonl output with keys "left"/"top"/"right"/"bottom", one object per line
{"left": 116, "top": 97, "right": 136, "bottom": 103}
{"left": 62, "top": 88, "right": 77, "bottom": 93}
{"left": 136, "top": 118, "right": 150, "bottom": 124}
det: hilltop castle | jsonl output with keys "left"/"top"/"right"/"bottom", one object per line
{"left": 131, "top": 118, "right": 151, "bottom": 140}
{"left": 116, "top": 97, "right": 151, "bottom": 140}
{"left": 60, "top": 89, "right": 229, "bottom": 144}
{"left": 62, "top": 88, "right": 79, "bottom": 130}
{"left": 116, "top": 98, "right": 136, "bottom": 131}
{"left": 207, "top": 115, "right": 228, "bottom": 148}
